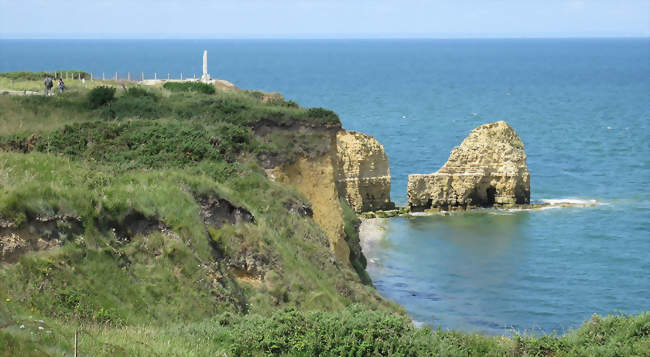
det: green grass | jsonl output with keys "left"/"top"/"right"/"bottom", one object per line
{"left": 0, "top": 152, "right": 388, "bottom": 320}
{"left": 1, "top": 304, "right": 647, "bottom": 356}
{"left": 0, "top": 73, "right": 647, "bottom": 356}
{"left": 1, "top": 77, "right": 340, "bottom": 168}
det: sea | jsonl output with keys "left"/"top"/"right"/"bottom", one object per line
{"left": 1, "top": 38, "right": 649, "bottom": 335}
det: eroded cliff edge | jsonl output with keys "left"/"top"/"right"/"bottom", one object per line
{"left": 408, "top": 121, "right": 530, "bottom": 211}
{"left": 260, "top": 123, "right": 392, "bottom": 275}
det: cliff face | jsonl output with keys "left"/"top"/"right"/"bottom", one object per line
{"left": 335, "top": 130, "right": 392, "bottom": 213}
{"left": 269, "top": 147, "right": 350, "bottom": 265}
{"left": 408, "top": 121, "right": 530, "bottom": 210}
{"left": 265, "top": 127, "right": 391, "bottom": 273}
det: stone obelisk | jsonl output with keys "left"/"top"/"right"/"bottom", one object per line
{"left": 201, "top": 50, "right": 210, "bottom": 82}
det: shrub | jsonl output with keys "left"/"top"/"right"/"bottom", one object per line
{"left": 212, "top": 123, "right": 253, "bottom": 161}
{"left": 163, "top": 81, "right": 216, "bottom": 95}
{"left": 307, "top": 107, "right": 336, "bottom": 119}
{"left": 305, "top": 107, "right": 340, "bottom": 125}
{"left": 109, "top": 96, "right": 163, "bottom": 119}
{"left": 87, "top": 86, "right": 116, "bottom": 109}
{"left": 122, "top": 87, "right": 158, "bottom": 101}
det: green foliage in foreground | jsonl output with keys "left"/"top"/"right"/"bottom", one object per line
{"left": 163, "top": 81, "right": 217, "bottom": 94}
{"left": 0, "top": 303, "right": 647, "bottom": 356}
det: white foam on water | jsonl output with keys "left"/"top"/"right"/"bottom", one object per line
{"left": 410, "top": 212, "right": 435, "bottom": 216}
{"left": 359, "top": 218, "right": 389, "bottom": 253}
{"left": 539, "top": 198, "right": 599, "bottom": 206}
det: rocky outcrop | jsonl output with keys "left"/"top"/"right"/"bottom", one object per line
{"left": 0, "top": 214, "right": 83, "bottom": 262}
{"left": 198, "top": 195, "right": 255, "bottom": 227}
{"left": 408, "top": 121, "right": 530, "bottom": 210}
{"left": 336, "top": 130, "right": 393, "bottom": 213}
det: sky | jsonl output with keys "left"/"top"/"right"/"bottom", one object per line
{"left": 1, "top": 0, "right": 649, "bottom": 39}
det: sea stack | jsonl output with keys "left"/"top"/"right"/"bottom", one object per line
{"left": 407, "top": 121, "right": 530, "bottom": 211}
{"left": 336, "top": 130, "right": 393, "bottom": 213}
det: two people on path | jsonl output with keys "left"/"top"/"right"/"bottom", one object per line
{"left": 43, "top": 75, "right": 66, "bottom": 95}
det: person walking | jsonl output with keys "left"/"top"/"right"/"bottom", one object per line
{"left": 44, "top": 75, "right": 53, "bottom": 95}
{"left": 58, "top": 78, "right": 65, "bottom": 94}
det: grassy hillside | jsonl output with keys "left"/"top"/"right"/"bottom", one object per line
{"left": 1, "top": 75, "right": 648, "bottom": 356}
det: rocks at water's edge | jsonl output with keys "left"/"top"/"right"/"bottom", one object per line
{"left": 408, "top": 121, "right": 530, "bottom": 211}
{"left": 336, "top": 130, "right": 393, "bottom": 213}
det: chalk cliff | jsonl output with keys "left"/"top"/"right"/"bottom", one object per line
{"left": 408, "top": 121, "right": 530, "bottom": 210}
{"left": 336, "top": 130, "right": 392, "bottom": 213}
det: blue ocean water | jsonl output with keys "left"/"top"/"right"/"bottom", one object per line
{"left": 1, "top": 39, "right": 649, "bottom": 334}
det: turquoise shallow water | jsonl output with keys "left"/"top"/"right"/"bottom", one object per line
{"left": 1, "top": 38, "right": 649, "bottom": 334}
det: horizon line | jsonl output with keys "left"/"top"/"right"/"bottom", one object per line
{"left": 1, "top": 34, "right": 649, "bottom": 41}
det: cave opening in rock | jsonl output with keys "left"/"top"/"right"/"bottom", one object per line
{"left": 486, "top": 187, "right": 496, "bottom": 206}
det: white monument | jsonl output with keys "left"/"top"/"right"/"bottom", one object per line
{"left": 200, "top": 50, "right": 211, "bottom": 82}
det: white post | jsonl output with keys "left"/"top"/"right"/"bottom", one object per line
{"left": 102, "top": 72, "right": 105, "bottom": 80}
{"left": 128, "top": 72, "right": 131, "bottom": 81}
{"left": 167, "top": 73, "right": 170, "bottom": 80}
{"left": 154, "top": 72, "right": 157, "bottom": 80}
{"left": 91, "top": 73, "right": 93, "bottom": 81}
{"left": 180, "top": 72, "right": 183, "bottom": 80}
{"left": 141, "top": 72, "right": 144, "bottom": 81}
{"left": 193, "top": 73, "right": 196, "bottom": 79}
{"left": 114, "top": 72, "right": 117, "bottom": 81}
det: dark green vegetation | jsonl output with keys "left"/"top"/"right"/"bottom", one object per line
{"left": 2, "top": 303, "right": 648, "bottom": 356}
{"left": 87, "top": 85, "right": 117, "bottom": 108}
{"left": 163, "top": 81, "right": 216, "bottom": 94}
{"left": 1, "top": 73, "right": 647, "bottom": 356}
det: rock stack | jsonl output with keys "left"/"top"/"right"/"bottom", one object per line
{"left": 336, "top": 130, "right": 393, "bottom": 213}
{"left": 408, "top": 121, "right": 530, "bottom": 211}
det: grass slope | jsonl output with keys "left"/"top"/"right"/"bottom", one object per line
{"left": 0, "top": 74, "right": 648, "bottom": 356}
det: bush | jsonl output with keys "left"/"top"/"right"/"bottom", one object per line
{"left": 87, "top": 86, "right": 116, "bottom": 109}
{"left": 109, "top": 96, "right": 163, "bottom": 119}
{"left": 306, "top": 107, "right": 340, "bottom": 125}
{"left": 122, "top": 87, "right": 158, "bottom": 101}
{"left": 307, "top": 107, "right": 336, "bottom": 119}
{"left": 163, "top": 81, "right": 216, "bottom": 95}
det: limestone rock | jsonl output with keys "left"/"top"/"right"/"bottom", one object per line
{"left": 408, "top": 121, "right": 530, "bottom": 210}
{"left": 336, "top": 130, "right": 393, "bottom": 213}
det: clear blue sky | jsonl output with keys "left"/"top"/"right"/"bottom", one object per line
{"left": 1, "top": 0, "right": 649, "bottom": 39}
